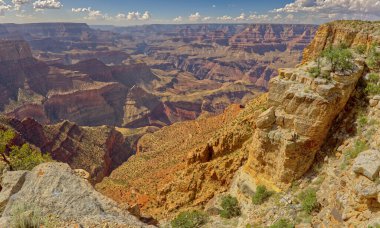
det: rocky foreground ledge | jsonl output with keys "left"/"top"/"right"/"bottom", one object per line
{"left": 0, "top": 162, "right": 153, "bottom": 227}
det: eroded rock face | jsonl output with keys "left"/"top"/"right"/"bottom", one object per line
{"left": 0, "top": 117, "right": 134, "bottom": 183}
{"left": 246, "top": 63, "right": 366, "bottom": 188}
{"left": 0, "top": 162, "right": 151, "bottom": 227}
{"left": 303, "top": 21, "right": 380, "bottom": 63}
{"left": 97, "top": 95, "right": 268, "bottom": 220}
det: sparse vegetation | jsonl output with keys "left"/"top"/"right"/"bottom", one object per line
{"left": 0, "top": 129, "right": 52, "bottom": 171}
{"left": 252, "top": 185, "right": 273, "bottom": 205}
{"left": 308, "top": 66, "right": 321, "bottom": 78}
{"left": 365, "top": 73, "right": 380, "bottom": 95}
{"left": 220, "top": 195, "right": 241, "bottom": 219}
{"left": 269, "top": 219, "right": 294, "bottom": 228}
{"left": 355, "top": 45, "right": 367, "bottom": 55}
{"left": 366, "top": 44, "right": 380, "bottom": 70}
{"left": 322, "top": 44, "right": 355, "bottom": 73}
{"left": 171, "top": 210, "right": 208, "bottom": 228}
{"left": 345, "top": 139, "right": 368, "bottom": 160}
{"left": 357, "top": 113, "right": 368, "bottom": 129}
{"left": 11, "top": 204, "right": 44, "bottom": 228}
{"left": 9, "top": 144, "right": 52, "bottom": 171}
{"left": 298, "top": 188, "right": 319, "bottom": 214}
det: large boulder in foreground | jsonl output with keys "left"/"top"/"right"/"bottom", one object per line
{"left": 0, "top": 162, "right": 152, "bottom": 227}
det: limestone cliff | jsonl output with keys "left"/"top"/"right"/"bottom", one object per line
{"left": 303, "top": 21, "right": 380, "bottom": 63}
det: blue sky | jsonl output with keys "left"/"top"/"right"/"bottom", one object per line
{"left": 0, "top": 0, "right": 379, "bottom": 25}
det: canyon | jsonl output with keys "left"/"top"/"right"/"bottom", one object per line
{"left": 0, "top": 20, "right": 379, "bottom": 227}
{"left": 0, "top": 23, "right": 317, "bottom": 129}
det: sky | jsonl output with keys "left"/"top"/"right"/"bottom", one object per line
{"left": 0, "top": 0, "right": 379, "bottom": 26}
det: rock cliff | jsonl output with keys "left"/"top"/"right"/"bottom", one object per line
{"left": 0, "top": 116, "right": 134, "bottom": 183}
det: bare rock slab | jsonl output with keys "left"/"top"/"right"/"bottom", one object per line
{"left": 353, "top": 149, "right": 380, "bottom": 181}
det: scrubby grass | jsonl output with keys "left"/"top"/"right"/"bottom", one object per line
{"left": 345, "top": 139, "right": 368, "bottom": 160}
{"left": 308, "top": 66, "right": 321, "bottom": 78}
{"left": 355, "top": 45, "right": 367, "bottom": 55}
{"left": 220, "top": 195, "right": 241, "bottom": 219}
{"left": 366, "top": 44, "right": 380, "bottom": 70}
{"left": 171, "top": 210, "right": 208, "bottom": 228}
{"left": 252, "top": 185, "right": 273, "bottom": 205}
{"left": 298, "top": 188, "right": 319, "bottom": 214}
{"left": 269, "top": 219, "right": 294, "bottom": 228}
{"left": 11, "top": 204, "right": 45, "bottom": 228}
{"left": 365, "top": 73, "right": 380, "bottom": 95}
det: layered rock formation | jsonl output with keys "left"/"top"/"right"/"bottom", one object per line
{"left": 245, "top": 62, "right": 365, "bottom": 188}
{"left": 97, "top": 95, "right": 268, "bottom": 219}
{"left": 303, "top": 21, "right": 380, "bottom": 63}
{"left": 0, "top": 116, "right": 134, "bottom": 183}
{"left": 245, "top": 21, "right": 379, "bottom": 189}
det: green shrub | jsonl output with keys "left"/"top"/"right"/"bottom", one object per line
{"left": 308, "top": 66, "right": 321, "bottom": 78}
{"left": 365, "top": 73, "right": 380, "bottom": 95}
{"left": 357, "top": 114, "right": 368, "bottom": 129}
{"left": 220, "top": 195, "right": 241, "bottom": 219}
{"left": 252, "top": 185, "right": 273, "bottom": 205}
{"left": 269, "top": 219, "right": 294, "bottom": 228}
{"left": 171, "top": 210, "right": 208, "bottom": 228}
{"left": 298, "top": 188, "right": 318, "bottom": 214}
{"left": 366, "top": 44, "right": 380, "bottom": 69}
{"left": 345, "top": 139, "right": 368, "bottom": 159}
{"left": 355, "top": 45, "right": 366, "bottom": 55}
{"left": 0, "top": 129, "right": 52, "bottom": 171}
{"left": 9, "top": 144, "right": 52, "bottom": 171}
{"left": 322, "top": 44, "right": 354, "bottom": 73}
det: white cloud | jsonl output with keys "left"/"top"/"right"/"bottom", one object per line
{"left": 273, "top": 0, "right": 380, "bottom": 16}
{"left": 33, "top": 0, "right": 62, "bottom": 9}
{"left": 86, "top": 9, "right": 109, "bottom": 20}
{"left": 189, "top": 12, "right": 202, "bottom": 22}
{"left": 12, "top": 0, "right": 29, "bottom": 10}
{"left": 72, "top": 7, "right": 109, "bottom": 20}
{"left": 72, "top": 7, "right": 90, "bottom": 13}
{"left": 217, "top": 15, "right": 233, "bottom": 21}
{"left": 116, "top": 11, "right": 151, "bottom": 21}
{"left": 202, "top": 16, "right": 212, "bottom": 21}
{"left": 0, "top": 2, "right": 12, "bottom": 16}
{"left": 235, "top": 13, "right": 246, "bottom": 20}
{"left": 248, "top": 14, "right": 270, "bottom": 21}
{"left": 173, "top": 16, "right": 183, "bottom": 22}
{"left": 141, "top": 11, "right": 151, "bottom": 20}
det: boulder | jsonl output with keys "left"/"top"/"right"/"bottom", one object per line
{"left": 0, "top": 171, "right": 28, "bottom": 210}
{"left": 352, "top": 150, "right": 380, "bottom": 180}
{"left": 0, "top": 162, "right": 152, "bottom": 227}
{"left": 256, "top": 107, "right": 276, "bottom": 129}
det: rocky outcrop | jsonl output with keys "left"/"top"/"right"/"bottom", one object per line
{"left": 97, "top": 95, "right": 268, "bottom": 220}
{"left": 242, "top": 21, "right": 380, "bottom": 189}
{"left": 0, "top": 117, "right": 134, "bottom": 183}
{"left": 0, "top": 162, "right": 151, "bottom": 227}
{"left": 245, "top": 61, "right": 366, "bottom": 188}
{"left": 0, "top": 40, "right": 49, "bottom": 109}
{"left": 45, "top": 82, "right": 127, "bottom": 126}
{"left": 303, "top": 21, "right": 380, "bottom": 63}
